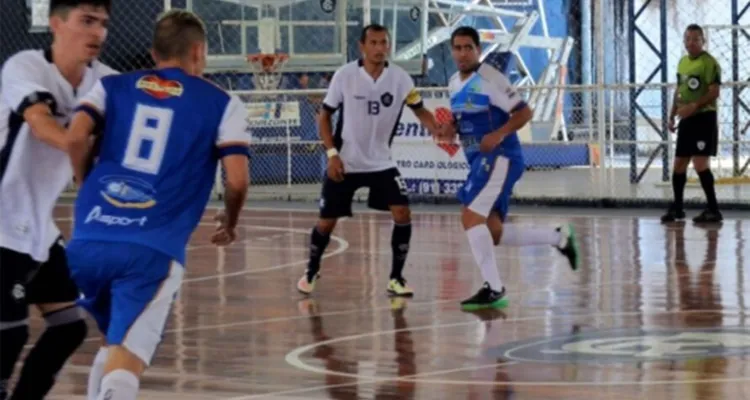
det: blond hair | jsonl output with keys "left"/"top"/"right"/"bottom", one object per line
{"left": 152, "top": 9, "right": 206, "bottom": 61}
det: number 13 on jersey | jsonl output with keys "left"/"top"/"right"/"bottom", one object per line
{"left": 123, "top": 104, "right": 174, "bottom": 175}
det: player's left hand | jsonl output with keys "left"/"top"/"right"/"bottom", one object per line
{"left": 480, "top": 132, "right": 503, "bottom": 153}
{"left": 676, "top": 103, "right": 697, "bottom": 119}
{"left": 211, "top": 212, "right": 236, "bottom": 246}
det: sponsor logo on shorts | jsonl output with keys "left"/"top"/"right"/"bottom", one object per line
{"left": 486, "top": 327, "right": 750, "bottom": 363}
{"left": 85, "top": 206, "right": 148, "bottom": 227}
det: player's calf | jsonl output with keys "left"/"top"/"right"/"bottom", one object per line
{"left": 0, "top": 323, "right": 29, "bottom": 400}
{"left": 10, "top": 303, "right": 87, "bottom": 400}
{"left": 387, "top": 205, "right": 413, "bottom": 297}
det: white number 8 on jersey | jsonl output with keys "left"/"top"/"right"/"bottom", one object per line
{"left": 123, "top": 104, "right": 174, "bottom": 175}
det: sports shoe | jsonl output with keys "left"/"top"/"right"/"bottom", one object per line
{"left": 555, "top": 223, "right": 580, "bottom": 271}
{"left": 661, "top": 207, "right": 686, "bottom": 223}
{"left": 297, "top": 272, "right": 320, "bottom": 295}
{"left": 387, "top": 278, "right": 414, "bottom": 297}
{"left": 460, "top": 282, "right": 508, "bottom": 311}
{"left": 692, "top": 209, "right": 723, "bottom": 224}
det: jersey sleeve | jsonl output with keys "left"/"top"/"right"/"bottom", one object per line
{"left": 322, "top": 67, "right": 345, "bottom": 112}
{"left": 73, "top": 79, "right": 108, "bottom": 129}
{"left": 0, "top": 53, "right": 58, "bottom": 116}
{"left": 479, "top": 63, "right": 526, "bottom": 113}
{"left": 704, "top": 57, "right": 721, "bottom": 85}
{"left": 403, "top": 72, "right": 424, "bottom": 110}
{"left": 216, "top": 94, "right": 251, "bottom": 158}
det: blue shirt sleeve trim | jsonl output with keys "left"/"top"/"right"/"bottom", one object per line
{"left": 218, "top": 145, "right": 250, "bottom": 158}
{"left": 74, "top": 104, "right": 104, "bottom": 131}
{"left": 510, "top": 101, "right": 528, "bottom": 114}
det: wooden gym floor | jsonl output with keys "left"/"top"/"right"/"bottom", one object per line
{"left": 35, "top": 204, "right": 750, "bottom": 399}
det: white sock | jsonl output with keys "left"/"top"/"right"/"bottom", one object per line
{"left": 500, "top": 224, "right": 563, "bottom": 247}
{"left": 97, "top": 369, "right": 139, "bottom": 400}
{"left": 466, "top": 225, "right": 503, "bottom": 290}
{"left": 87, "top": 347, "right": 109, "bottom": 400}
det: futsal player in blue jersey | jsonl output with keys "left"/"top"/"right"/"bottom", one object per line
{"left": 439, "top": 27, "right": 579, "bottom": 311}
{"left": 63, "top": 10, "right": 250, "bottom": 400}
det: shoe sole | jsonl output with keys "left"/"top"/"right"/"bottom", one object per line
{"left": 387, "top": 289, "right": 415, "bottom": 297}
{"left": 461, "top": 297, "right": 509, "bottom": 311}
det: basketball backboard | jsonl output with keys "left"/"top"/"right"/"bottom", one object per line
{"left": 184, "top": 0, "right": 428, "bottom": 75}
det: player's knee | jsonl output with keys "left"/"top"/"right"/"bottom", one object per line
{"left": 692, "top": 157, "right": 710, "bottom": 173}
{"left": 44, "top": 305, "right": 87, "bottom": 351}
{"left": 673, "top": 157, "right": 690, "bottom": 174}
{"left": 391, "top": 206, "right": 411, "bottom": 224}
{"left": 316, "top": 219, "right": 337, "bottom": 235}
{"left": 103, "top": 345, "right": 147, "bottom": 377}
{"left": 461, "top": 207, "right": 485, "bottom": 230}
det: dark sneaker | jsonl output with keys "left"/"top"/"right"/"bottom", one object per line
{"left": 460, "top": 282, "right": 508, "bottom": 311}
{"left": 661, "top": 207, "right": 686, "bottom": 223}
{"left": 555, "top": 223, "right": 579, "bottom": 271}
{"left": 692, "top": 209, "right": 723, "bottom": 224}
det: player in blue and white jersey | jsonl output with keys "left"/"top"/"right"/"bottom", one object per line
{"left": 439, "top": 27, "right": 579, "bottom": 311}
{"left": 64, "top": 10, "right": 251, "bottom": 400}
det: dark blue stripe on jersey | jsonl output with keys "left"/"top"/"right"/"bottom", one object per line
{"left": 217, "top": 145, "right": 250, "bottom": 158}
{"left": 74, "top": 104, "right": 104, "bottom": 131}
{"left": 333, "top": 105, "right": 344, "bottom": 151}
{"left": 0, "top": 92, "right": 57, "bottom": 184}
{"left": 510, "top": 101, "right": 528, "bottom": 114}
{"left": 406, "top": 100, "right": 424, "bottom": 110}
{"left": 322, "top": 102, "right": 339, "bottom": 113}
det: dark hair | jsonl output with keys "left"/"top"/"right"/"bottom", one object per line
{"left": 360, "top": 24, "right": 389, "bottom": 43}
{"left": 152, "top": 10, "right": 207, "bottom": 61}
{"left": 686, "top": 23, "right": 704, "bottom": 37}
{"left": 49, "top": 0, "right": 112, "bottom": 17}
{"left": 451, "top": 26, "right": 480, "bottom": 47}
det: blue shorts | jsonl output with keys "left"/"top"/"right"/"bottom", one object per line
{"left": 457, "top": 153, "right": 524, "bottom": 220}
{"left": 66, "top": 239, "right": 184, "bottom": 366}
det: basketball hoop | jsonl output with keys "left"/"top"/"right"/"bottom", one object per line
{"left": 247, "top": 53, "right": 289, "bottom": 91}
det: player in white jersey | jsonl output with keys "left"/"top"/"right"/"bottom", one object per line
{"left": 297, "top": 24, "right": 443, "bottom": 297}
{"left": 0, "top": 1, "right": 116, "bottom": 398}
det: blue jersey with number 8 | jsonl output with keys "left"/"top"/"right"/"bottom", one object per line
{"left": 71, "top": 68, "right": 250, "bottom": 264}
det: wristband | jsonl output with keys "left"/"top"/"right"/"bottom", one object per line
{"left": 326, "top": 148, "right": 338, "bottom": 158}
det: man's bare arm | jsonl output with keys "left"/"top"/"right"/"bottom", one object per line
{"left": 23, "top": 104, "right": 68, "bottom": 151}
{"left": 317, "top": 108, "right": 337, "bottom": 151}
{"left": 220, "top": 153, "right": 250, "bottom": 230}
{"left": 66, "top": 110, "right": 97, "bottom": 184}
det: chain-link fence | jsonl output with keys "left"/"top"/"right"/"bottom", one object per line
{"left": 3, "top": 0, "right": 749, "bottom": 209}
{"left": 209, "top": 84, "right": 750, "bottom": 208}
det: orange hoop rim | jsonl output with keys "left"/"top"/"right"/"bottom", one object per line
{"left": 246, "top": 53, "right": 289, "bottom": 73}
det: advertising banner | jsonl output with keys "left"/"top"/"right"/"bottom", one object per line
{"left": 391, "top": 98, "right": 469, "bottom": 195}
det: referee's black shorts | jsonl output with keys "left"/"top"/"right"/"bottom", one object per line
{"left": 319, "top": 167, "right": 410, "bottom": 219}
{"left": 0, "top": 238, "right": 80, "bottom": 323}
{"left": 675, "top": 110, "right": 718, "bottom": 158}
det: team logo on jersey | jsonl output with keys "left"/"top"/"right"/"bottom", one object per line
{"left": 85, "top": 206, "right": 148, "bottom": 227}
{"left": 486, "top": 327, "right": 750, "bottom": 363}
{"left": 99, "top": 175, "right": 157, "bottom": 209}
{"left": 137, "top": 75, "right": 184, "bottom": 99}
{"left": 686, "top": 75, "right": 701, "bottom": 90}
{"left": 381, "top": 92, "right": 394, "bottom": 107}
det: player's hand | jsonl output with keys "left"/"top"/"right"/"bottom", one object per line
{"left": 327, "top": 155, "right": 345, "bottom": 182}
{"left": 480, "top": 132, "right": 504, "bottom": 153}
{"left": 676, "top": 103, "right": 697, "bottom": 119}
{"left": 211, "top": 212, "right": 236, "bottom": 246}
{"left": 668, "top": 116, "right": 677, "bottom": 133}
{"left": 433, "top": 123, "right": 456, "bottom": 143}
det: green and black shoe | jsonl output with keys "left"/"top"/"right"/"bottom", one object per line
{"left": 460, "top": 283, "right": 508, "bottom": 311}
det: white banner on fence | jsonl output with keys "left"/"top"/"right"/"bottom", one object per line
{"left": 391, "top": 98, "right": 469, "bottom": 195}
{"left": 246, "top": 101, "right": 301, "bottom": 128}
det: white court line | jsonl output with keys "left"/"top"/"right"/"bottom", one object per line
{"left": 283, "top": 309, "right": 750, "bottom": 387}
{"left": 52, "top": 219, "right": 349, "bottom": 282}
{"left": 224, "top": 361, "right": 520, "bottom": 400}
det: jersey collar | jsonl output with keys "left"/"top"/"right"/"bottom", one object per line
{"left": 357, "top": 59, "right": 389, "bottom": 68}
{"left": 44, "top": 47, "right": 93, "bottom": 68}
